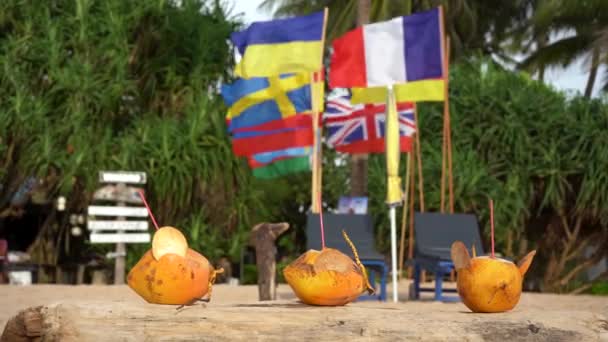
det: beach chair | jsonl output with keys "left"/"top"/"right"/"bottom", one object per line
{"left": 306, "top": 213, "right": 387, "bottom": 301}
{"left": 409, "top": 212, "right": 484, "bottom": 302}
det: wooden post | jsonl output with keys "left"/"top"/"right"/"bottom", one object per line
{"left": 439, "top": 7, "right": 453, "bottom": 214}
{"left": 413, "top": 106, "right": 425, "bottom": 212}
{"left": 406, "top": 146, "right": 416, "bottom": 278}
{"left": 398, "top": 151, "right": 413, "bottom": 277}
{"left": 249, "top": 222, "right": 289, "bottom": 301}
{"left": 114, "top": 199, "right": 126, "bottom": 285}
{"left": 310, "top": 8, "right": 328, "bottom": 214}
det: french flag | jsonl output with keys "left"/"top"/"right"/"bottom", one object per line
{"left": 329, "top": 8, "right": 444, "bottom": 88}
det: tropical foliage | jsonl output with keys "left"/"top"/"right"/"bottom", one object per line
{"left": 0, "top": 0, "right": 261, "bottom": 268}
{"left": 515, "top": 0, "right": 608, "bottom": 97}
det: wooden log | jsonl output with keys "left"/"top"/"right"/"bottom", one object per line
{"left": 249, "top": 222, "right": 289, "bottom": 301}
{"left": 0, "top": 306, "right": 42, "bottom": 342}
{"left": 0, "top": 300, "right": 599, "bottom": 341}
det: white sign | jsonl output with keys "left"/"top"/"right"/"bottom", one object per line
{"left": 9, "top": 271, "right": 32, "bottom": 285}
{"left": 87, "top": 220, "right": 149, "bottom": 231}
{"left": 90, "top": 233, "right": 151, "bottom": 244}
{"left": 93, "top": 185, "right": 144, "bottom": 204}
{"left": 88, "top": 206, "right": 148, "bottom": 217}
{"left": 99, "top": 171, "right": 146, "bottom": 184}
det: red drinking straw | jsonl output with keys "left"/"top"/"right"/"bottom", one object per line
{"left": 318, "top": 191, "right": 325, "bottom": 249}
{"left": 137, "top": 189, "right": 159, "bottom": 231}
{"left": 490, "top": 198, "right": 495, "bottom": 258}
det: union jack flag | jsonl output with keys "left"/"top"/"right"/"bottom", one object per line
{"left": 323, "top": 94, "right": 416, "bottom": 154}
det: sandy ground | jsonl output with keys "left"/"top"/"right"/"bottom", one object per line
{"left": 1, "top": 281, "right": 608, "bottom": 341}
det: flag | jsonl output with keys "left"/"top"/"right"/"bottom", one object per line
{"left": 221, "top": 73, "right": 316, "bottom": 132}
{"left": 231, "top": 11, "right": 325, "bottom": 78}
{"left": 231, "top": 124, "right": 314, "bottom": 156}
{"left": 324, "top": 94, "right": 415, "bottom": 154}
{"left": 329, "top": 7, "right": 444, "bottom": 91}
{"left": 231, "top": 113, "right": 315, "bottom": 133}
{"left": 251, "top": 156, "right": 311, "bottom": 179}
{"left": 249, "top": 147, "right": 311, "bottom": 167}
{"left": 350, "top": 79, "right": 444, "bottom": 104}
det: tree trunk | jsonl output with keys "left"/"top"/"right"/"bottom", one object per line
{"left": 536, "top": 33, "right": 548, "bottom": 83}
{"left": 357, "top": 0, "right": 370, "bottom": 26}
{"left": 350, "top": 0, "right": 371, "bottom": 197}
{"left": 584, "top": 48, "right": 600, "bottom": 98}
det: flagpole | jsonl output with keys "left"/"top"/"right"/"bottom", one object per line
{"left": 398, "top": 150, "right": 412, "bottom": 277}
{"left": 311, "top": 100, "right": 320, "bottom": 213}
{"left": 413, "top": 105, "right": 425, "bottom": 212}
{"left": 406, "top": 104, "right": 422, "bottom": 278}
{"left": 311, "top": 7, "right": 328, "bottom": 214}
{"left": 444, "top": 39, "right": 453, "bottom": 213}
{"left": 385, "top": 84, "right": 400, "bottom": 303}
{"left": 407, "top": 145, "right": 416, "bottom": 278}
{"left": 438, "top": 6, "right": 451, "bottom": 213}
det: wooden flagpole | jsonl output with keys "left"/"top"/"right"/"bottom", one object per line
{"left": 405, "top": 104, "right": 424, "bottom": 278}
{"left": 445, "top": 46, "right": 453, "bottom": 213}
{"left": 439, "top": 6, "right": 451, "bottom": 213}
{"left": 398, "top": 150, "right": 413, "bottom": 277}
{"left": 311, "top": 7, "right": 328, "bottom": 214}
{"left": 406, "top": 141, "right": 416, "bottom": 278}
{"left": 413, "top": 105, "right": 425, "bottom": 212}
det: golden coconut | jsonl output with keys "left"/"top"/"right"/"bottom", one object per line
{"left": 451, "top": 241, "right": 536, "bottom": 313}
{"left": 128, "top": 227, "right": 222, "bottom": 305}
{"left": 283, "top": 230, "right": 374, "bottom": 306}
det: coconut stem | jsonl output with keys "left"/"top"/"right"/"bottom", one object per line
{"left": 137, "top": 189, "right": 159, "bottom": 231}
{"left": 490, "top": 198, "right": 495, "bottom": 258}
{"left": 342, "top": 230, "right": 375, "bottom": 295}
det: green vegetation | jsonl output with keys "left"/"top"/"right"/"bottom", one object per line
{"left": 0, "top": 0, "right": 258, "bottom": 267}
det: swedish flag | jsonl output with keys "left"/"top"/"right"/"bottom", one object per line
{"left": 221, "top": 73, "right": 323, "bottom": 132}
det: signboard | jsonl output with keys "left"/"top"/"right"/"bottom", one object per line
{"left": 87, "top": 220, "right": 149, "bottom": 231}
{"left": 99, "top": 171, "right": 146, "bottom": 184}
{"left": 87, "top": 205, "right": 148, "bottom": 217}
{"left": 90, "top": 233, "right": 151, "bottom": 243}
{"left": 88, "top": 170, "right": 149, "bottom": 284}
{"left": 93, "top": 185, "right": 144, "bottom": 204}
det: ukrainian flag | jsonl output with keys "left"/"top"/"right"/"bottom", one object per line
{"left": 221, "top": 73, "right": 323, "bottom": 132}
{"left": 231, "top": 11, "right": 325, "bottom": 78}
{"left": 350, "top": 79, "right": 445, "bottom": 105}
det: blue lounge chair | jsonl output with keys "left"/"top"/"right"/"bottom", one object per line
{"left": 409, "top": 212, "right": 484, "bottom": 302}
{"left": 306, "top": 213, "right": 387, "bottom": 301}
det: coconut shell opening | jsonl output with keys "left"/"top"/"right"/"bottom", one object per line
{"left": 152, "top": 226, "right": 188, "bottom": 260}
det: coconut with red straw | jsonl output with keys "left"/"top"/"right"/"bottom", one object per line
{"left": 450, "top": 199, "right": 536, "bottom": 313}
{"left": 282, "top": 193, "right": 374, "bottom": 306}
{"left": 127, "top": 190, "right": 222, "bottom": 305}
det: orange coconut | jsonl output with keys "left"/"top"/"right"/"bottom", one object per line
{"left": 451, "top": 241, "right": 536, "bottom": 313}
{"left": 283, "top": 230, "right": 374, "bottom": 306}
{"left": 128, "top": 227, "right": 221, "bottom": 305}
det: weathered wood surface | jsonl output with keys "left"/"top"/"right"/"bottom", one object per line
{"left": 250, "top": 222, "right": 289, "bottom": 301}
{"left": 1, "top": 285, "right": 607, "bottom": 341}
{"left": 2, "top": 299, "right": 607, "bottom": 342}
